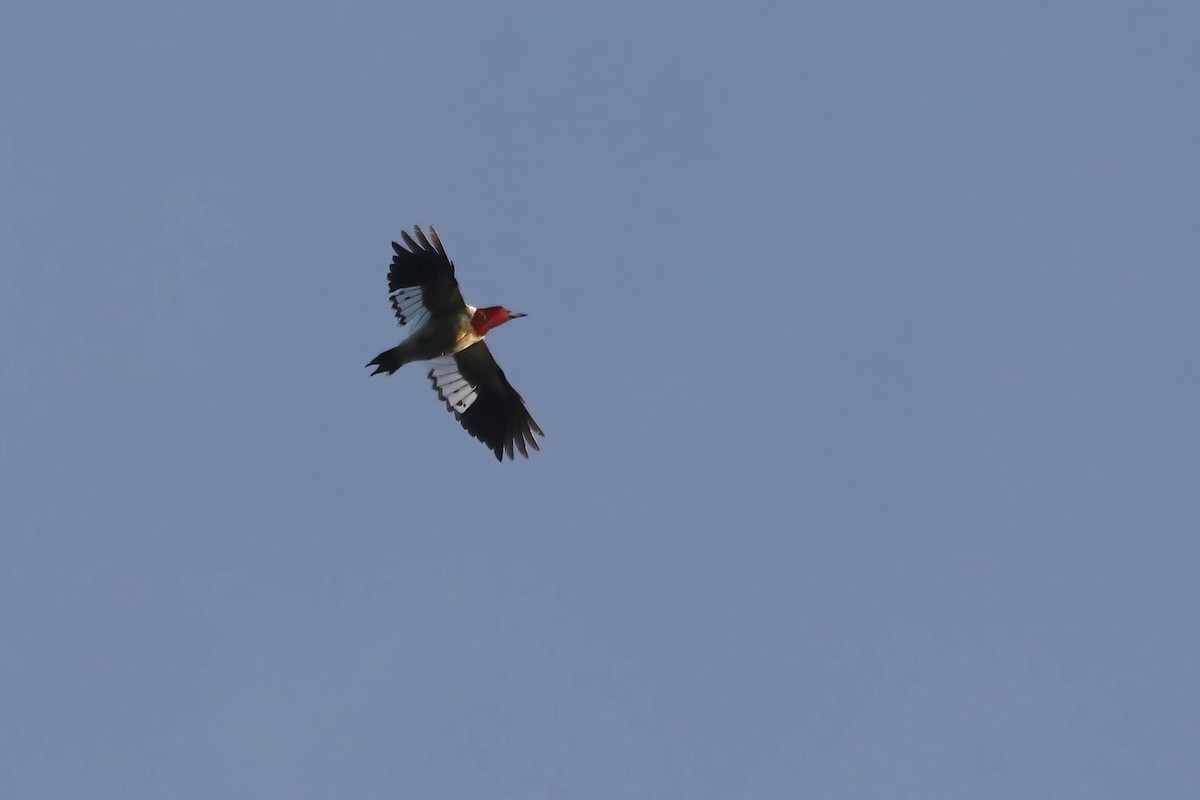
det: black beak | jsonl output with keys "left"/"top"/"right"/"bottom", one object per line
{"left": 509, "top": 312, "right": 527, "bottom": 319}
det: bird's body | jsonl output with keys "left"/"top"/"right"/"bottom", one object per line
{"left": 367, "top": 226, "right": 544, "bottom": 461}
{"left": 369, "top": 303, "right": 480, "bottom": 372}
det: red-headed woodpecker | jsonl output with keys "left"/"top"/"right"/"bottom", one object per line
{"left": 367, "top": 226, "right": 544, "bottom": 461}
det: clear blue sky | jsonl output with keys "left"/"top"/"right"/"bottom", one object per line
{"left": 3, "top": 2, "right": 1197, "bottom": 797}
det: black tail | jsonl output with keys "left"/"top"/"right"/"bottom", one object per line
{"left": 367, "top": 346, "right": 406, "bottom": 376}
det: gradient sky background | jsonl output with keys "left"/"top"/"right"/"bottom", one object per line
{"left": 3, "top": 2, "right": 1198, "bottom": 797}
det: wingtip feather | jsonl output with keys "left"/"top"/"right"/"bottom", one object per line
{"left": 412, "top": 226, "right": 433, "bottom": 250}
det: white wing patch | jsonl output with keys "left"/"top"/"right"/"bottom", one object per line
{"left": 427, "top": 357, "right": 480, "bottom": 415}
{"left": 390, "top": 286, "right": 431, "bottom": 330}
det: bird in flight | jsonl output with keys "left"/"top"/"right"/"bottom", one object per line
{"left": 367, "top": 226, "right": 544, "bottom": 461}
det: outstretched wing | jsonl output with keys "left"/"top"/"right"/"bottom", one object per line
{"left": 427, "top": 342, "right": 544, "bottom": 461}
{"left": 387, "top": 226, "right": 467, "bottom": 330}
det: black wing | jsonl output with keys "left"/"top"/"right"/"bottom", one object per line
{"left": 427, "top": 342, "right": 544, "bottom": 461}
{"left": 387, "top": 226, "right": 467, "bottom": 329}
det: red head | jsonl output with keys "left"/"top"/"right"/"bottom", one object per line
{"left": 471, "top": 306, "right": 527, "bottom": 337}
